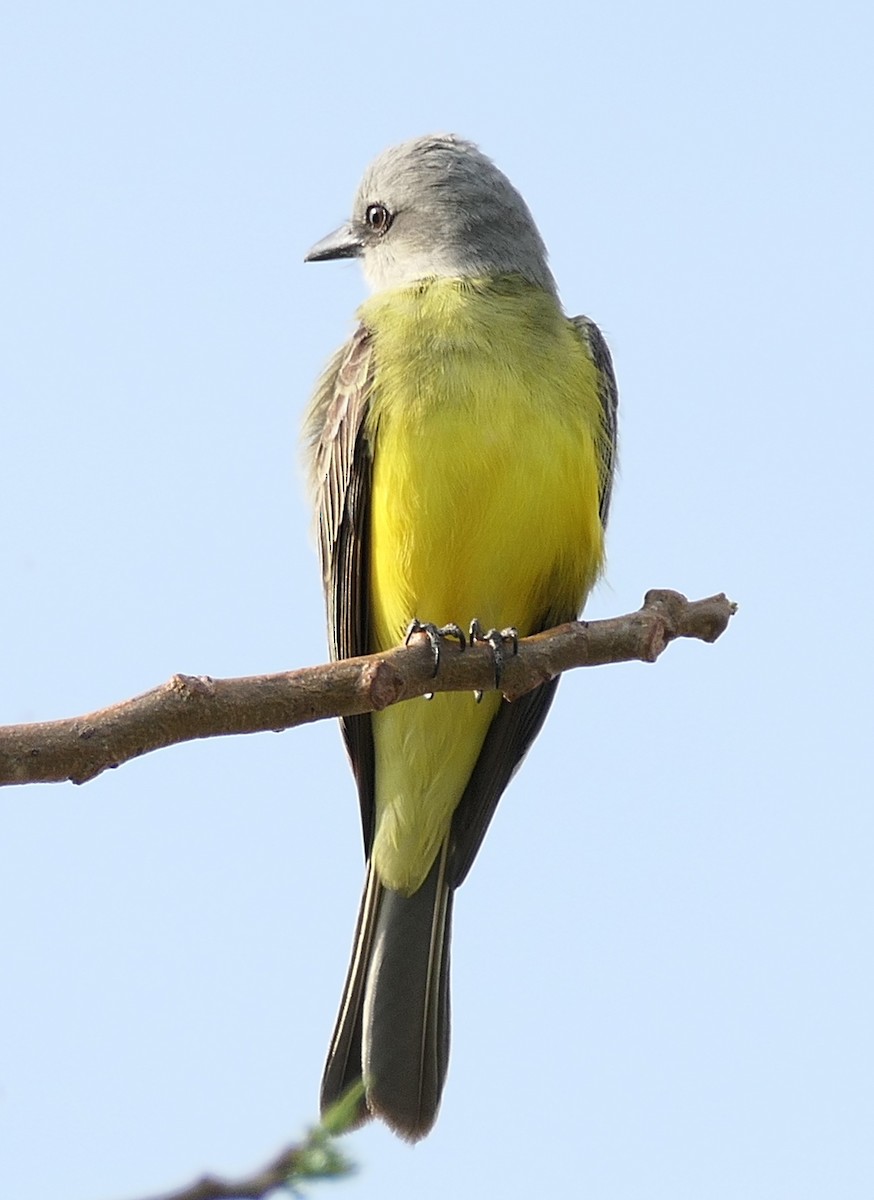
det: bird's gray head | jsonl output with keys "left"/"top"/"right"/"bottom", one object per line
{"left": 305, "top": 134, "right": 556, "bottom": 296}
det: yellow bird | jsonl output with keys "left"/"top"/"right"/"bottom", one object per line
{"left": 304, "top": 134, "right": 617, "bottom": 1140}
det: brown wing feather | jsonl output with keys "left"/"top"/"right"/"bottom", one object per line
{"left": 571, "top": 314, "right": 619, "bottom": 525}
{"left": 304, "top": 325, "right": 377, "bottom": 851}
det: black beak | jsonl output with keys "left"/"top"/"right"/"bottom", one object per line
{"left": 304, "top": 222, "right": 363, "bottom": 263}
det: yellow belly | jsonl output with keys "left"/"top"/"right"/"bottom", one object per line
{"left": 361, "top": 278, "right": 605, "bottom": 892}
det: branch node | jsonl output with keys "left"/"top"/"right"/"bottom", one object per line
{"left": 643, "top": 588, "right": 688, "bottom": 627}
{"left": 362, "top": 659, "right": 404, "bottom": 711}
{"left": 503, "top": 663, "right": 556, "bottom": 703}
{"left": 642, "top": 618, "right": 669, "bottom": 663}
{"left": 170, "top": 674, "right": 216, "bottom": 698}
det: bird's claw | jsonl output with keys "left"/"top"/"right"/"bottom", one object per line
{"left": 405, "top": 619, "right": 466, "bottom": 678}
{"left": 469, "top": 620, "right": 519, "bottom": 690}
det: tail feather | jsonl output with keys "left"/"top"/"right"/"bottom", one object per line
{"left": 321, "top": 844, "right": 453, "bottom": 1141}
{"left": 319, "top": 865, "right": 381, "bottom": 1130}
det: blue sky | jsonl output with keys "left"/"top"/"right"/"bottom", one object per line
{"left": 1, "top": 3, "right": 871, "bottom": 1198}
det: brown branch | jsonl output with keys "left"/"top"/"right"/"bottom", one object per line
{"left": 133, "top": 1129, "right": 353, "bottom": 1200}
{"left": 141, "top": 1143, "right": 308, "bottom": 1200}
{"left": 124, "top": 1088, "right": 364, "bottom": 1200}
{"left": 0, "top": 589, "right": 736, "bottom": 788}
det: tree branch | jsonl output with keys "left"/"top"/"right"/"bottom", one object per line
{"left": 141, "top": 1143, "right": 317, "bottom": 1200}
{"left": 0, "top": 590, "right": 735, "bottom": 788}
{"left": 130, "top": 1091, "right": 360, "bottom": 1200}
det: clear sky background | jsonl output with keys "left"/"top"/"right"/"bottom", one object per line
{"left": 1, "top": 4, "right": 871, "bottom": 1198}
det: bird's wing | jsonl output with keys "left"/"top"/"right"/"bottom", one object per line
{"left": 570, "top": 314, "right": 619, "bottom": 525}
{"left": 448, "top": 314, "right": 619, "bottom": 887}
{"left": 304, "top": 325, "right": 377, "bottom": 851}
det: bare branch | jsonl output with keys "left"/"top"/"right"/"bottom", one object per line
{"left": 0, "top": 590, "right": 735, "bottom": 788}
{"left": 120, "top": 1087, "right": 365, "bottom": 1200}
{"left": 140, "top": 1143, "right": 305, "bottom": 1200}
{"left": 132, "top": 1130, "right": 353, "bottom": 1200}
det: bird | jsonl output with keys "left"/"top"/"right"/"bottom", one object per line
{"left": 303, "top": 134, "right": 618, "bottom": 1141}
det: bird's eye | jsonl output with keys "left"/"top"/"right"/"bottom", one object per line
{"left": 365, "top": 203, "right": 392, "bottom": 234}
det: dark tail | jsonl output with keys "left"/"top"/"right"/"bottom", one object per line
{"left": 320, "top": 842, "right": 453, "bottom": 1141}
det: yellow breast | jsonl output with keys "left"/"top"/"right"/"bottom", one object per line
{"left": 359, "top": 276, "right": 605, "bottom": 892}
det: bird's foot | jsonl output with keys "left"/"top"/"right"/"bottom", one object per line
{"left": 469, "top": 620, "right": 519, "bottom": 697}
{"left": 404, "top": 618, "right": 467, "bottom": 678}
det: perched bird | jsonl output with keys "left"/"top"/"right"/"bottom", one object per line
{"left": 304, "top": 134, "right": 617, "bottom": 1140}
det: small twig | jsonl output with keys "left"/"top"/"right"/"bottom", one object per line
{"left": 142, "top": 1143, "right": 306, "bottom": 1200}
{"left": 0, "top": 590, "right": 736, "bottom": 788}
{"left": 128, "top": 1089, "right": 362, "bottom": 1200}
